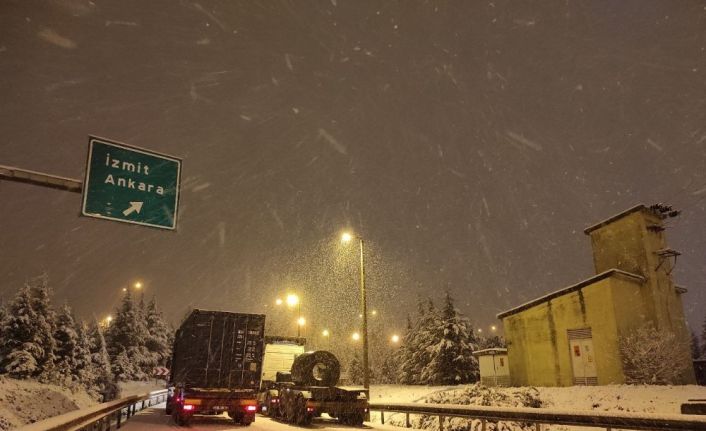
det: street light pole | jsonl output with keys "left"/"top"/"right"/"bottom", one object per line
{"left": 358, "top": 237, "right": 370, "bottom": 390}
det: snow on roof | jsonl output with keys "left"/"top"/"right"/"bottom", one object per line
{"left": 496, "top": 269, "right": 645, "bottom": 319}
{"left": 472, "top": 348, "right": 507, "bottom": 356}
{"left": 583, "top": 204, "right": 647, "bottom": 234}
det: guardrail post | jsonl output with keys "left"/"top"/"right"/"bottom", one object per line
{"left": 481, "top": 419, "right": 486, "bottom": 431}
{"left": 439, "top": 415, "right": 444, "bottom": 431}
{"left": 381, "top": 411, "right": 385, "bottom": 424}
{"left": 116, "top": 409, "right": 122, "bottom": 428}
{"left": 535, "top": 423, "right": 540, "bottom": 431}
{"left": 405, "top": 412, "right": 410, "bottom": 428}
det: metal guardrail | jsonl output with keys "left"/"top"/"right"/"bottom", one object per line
{"left": 16, "top": 389, "right": 168, "bottom": 431}
{"left": 369, "top": 401, "right": 706, "bottom": 431}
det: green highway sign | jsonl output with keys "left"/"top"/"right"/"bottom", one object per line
{"left": 81, "top": 136, "right": 181, "bottom": 230}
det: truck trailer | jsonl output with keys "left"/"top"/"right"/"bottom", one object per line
{"left": 259, "top": 345, "right": 369, "bottom": 427}
{"left": 167, "top": 309, "right": 265, "bottom": 426}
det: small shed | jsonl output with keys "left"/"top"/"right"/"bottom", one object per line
{"left": 473, "top": 348, "right": 510, "bottom": 387}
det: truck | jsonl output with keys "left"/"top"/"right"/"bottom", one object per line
{"left": 167, "top": 310, "right": 265, "bottom": 426}
{"left": 258, "top": 342, "right": 369, "bottom": 427}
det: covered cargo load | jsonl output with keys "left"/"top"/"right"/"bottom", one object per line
{"left": 172, "top": 309, "right": 265, "bottom": 390}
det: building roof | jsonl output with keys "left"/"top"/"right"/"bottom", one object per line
{"left": 472, "top": 348, "right": 507, "bottom": 356}
{"left": 583, "top": 204, "right": 647, "bottom": 235}
{"left": 496, "top": 269, "right": 645, "bottom": 319}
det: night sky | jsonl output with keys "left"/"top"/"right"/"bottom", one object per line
{"left": 1, "top": 1, "right": 705, "bottom": 340}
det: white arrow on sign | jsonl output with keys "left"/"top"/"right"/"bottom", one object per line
{"left": 122, "top": 201, "right": 144, "bottom": 216}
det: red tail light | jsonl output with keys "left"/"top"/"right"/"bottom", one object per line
{"left": 183, "top": 404, "right": 195, "bottom": 411}
{"left": 306, "top": 407, "right": 315, "bottom": 412}
{"left": 245, "top": 405, "right": 257, "bottom": 412}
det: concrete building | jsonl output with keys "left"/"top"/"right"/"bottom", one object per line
{"left": 473, "top": 348, "right": 510, "bottom": 387}
{"left": 497, "top": 204, "right": 696, "bottom": 386}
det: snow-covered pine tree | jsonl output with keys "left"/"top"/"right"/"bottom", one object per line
{"left": 347, "top": 353, "right": 363, "bottom": 385}
{"left": 422, "top": 292, "right": 479, "bottom": 385}
{"left": 54, "top": 303, "right": 80, "bottom": 385}
{"left": 75, "top": 321, "right": 96, "bottom": 390}
{"left": 378, "top": 350, "right": 400, "bottom": 384}
{"left": 1, "top": 284, "right": 41, "bottom": 377}
{"left": 144, "top": 296, "right": 172, "bottom": 371}
{"left": 106, "top": 289, "right": 150, "bottom": 381}
{"left": 30, "top": 275, "right": 58, "bottom": 382}
{"left": 396, "top": 298, "right": 441, "bottom": 384}
{"left": 88, "top": 318, "right": 117, "bottom": 399}
{"left": 692, "top": 330, "right": 702, "bottom": 360}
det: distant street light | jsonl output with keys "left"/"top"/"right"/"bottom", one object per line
{"left": 351, "top": 332, "right": 361, "bottom": 341}
{"left": 277, "top": 293, "right": 303, "bottom": 337}
{"left": 478, "top": 328, "right": 483, "bottom": 333}
{"left": 135, "top": 282, "right": 142, "bottom": 289}
{"left": 322, "top": 329, "right": 330, "bottom": 337}
{"left": 341, "top": 231, "right": 370, "bottom": 390}
{"left": 391, "top": 334, "right": 400, "bottom": 344}
{"left": 371, "top": 310, "right": 377, "bottom": 316}
{"left": 491, "top": 325, "right": 497, "bottom": 332}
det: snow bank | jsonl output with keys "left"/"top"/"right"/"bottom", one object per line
{"left": 118, "top": 380, "right": 165, "bottom": 397}
{"left": 0, "top": 376, "right": 95, "bottom": 430}
{"left": 369, "top": 384, "right": 706, "bottom": 431}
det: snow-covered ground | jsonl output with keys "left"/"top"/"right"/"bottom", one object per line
{"left": 119, "top": 380, "right": 166, "bottom": 397}
{"left": 368, "top": 384, "right": 706, "bottom": 431}
{"left": 0, "top": 376, "right": 95, "bottom": 430}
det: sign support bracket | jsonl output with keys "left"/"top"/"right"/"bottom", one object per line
{"left": 0, "top": 164, "right": 82, "bottom": 193}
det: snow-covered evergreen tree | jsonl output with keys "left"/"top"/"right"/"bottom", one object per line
{"left": 75, "top": 321, "right": 96, "bottom": 389}
{"left": 144, "top": 296, "right": 172, "bottom": 370}
{"left": 478, "top": 334, "right": 506, "bottom": 350}
{"left": 106, "top": 289, "right": 150, "bottom": 381}
{"left": 30, "top": 275, "right": 58, "bottom": 382}
{"left": 347, "top": 353, "right": 363, "bottom": 385}
{"left": 1, "top": 284, "right": 41, "bottom": 377}
{"left": 378, "top": 350, "right": 400, "bottom": 384}
{"left": 54, "top": 303, "right": 80, "bottom": 385}
{"left": 397, "top": 298, "right": 440, "bottom": 384}
{"left": 88, "top": 318, "right": 117, "bottom": 399}
{"left": 422, "top": 292, "right": 479, "bottom": 385}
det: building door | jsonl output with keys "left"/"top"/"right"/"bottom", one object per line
{"left": 568, "top": 328, "right": 597, "bottom": 385}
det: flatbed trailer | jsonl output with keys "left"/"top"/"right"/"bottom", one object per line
{"left": 271, "top": 384, "right": 369, "bottom": 426}
{"left": 258, "top": 349, "right": 369, "bottom": 427}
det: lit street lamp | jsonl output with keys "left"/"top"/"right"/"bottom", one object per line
{"left": 341, "top": 230, "right": 370, "bottom": 390}
{"left": 276, "top": 293, "right": 303, "bottom": 337}
{"left": 351, "top": 332, "right": 361, "bottom": 341}
{"left": 391, "top": 334, "right": 400, "bottom": 344}
{"left": 322, "top": 329, "right": 330, "bottom": 337}
{"left": 491, "top": 325, "right": 497, "bottom": 332}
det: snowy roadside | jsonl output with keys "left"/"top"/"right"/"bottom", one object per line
{"left": 0, "top": 376, "right": 95, "bottom": 431}
{"left": 119, "top": 380, "right": 166, "bottom": 397}
{"left": 367, "top": 384, "right": 706, "bottom": 431}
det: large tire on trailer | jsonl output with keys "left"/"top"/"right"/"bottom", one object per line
{"left": 290, "top": 350, "right": 340, "bottom": 387}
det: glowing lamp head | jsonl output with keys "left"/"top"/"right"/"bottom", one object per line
{"left": 275, "top": 298, "right": 283, "bottom": 306}
{"left": 491, "top": 325, "right": 497, "bottom": 331}
{"left": 286, "top": 294, "right": 300, "bottom": 308}
{"left": 134, "top": 282, "right": 142, "bottom": 289}
{"left": 351, "top": 332, "right": 361, "bottom": 341}
{"left": 322, "top": 329, "right": 330, "bottom": 337}
{"left": 297, "top": 317, "right": 306, "bottom": 327}
{"left": 391, "top": 334, "right": 400, "bottom": 343}
{"left": 105, "top": 315, "right": 113, "bottom": 323}
{"left": 341, "top": 232, "right": 353, "bottom": 243}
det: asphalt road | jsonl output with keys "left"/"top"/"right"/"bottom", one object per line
{"left": 120, "top": 404, "right": 384, "bottom": 431}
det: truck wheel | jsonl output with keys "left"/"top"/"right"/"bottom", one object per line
{"left": 295, "top": 395, "right": 312, "bottom": 426}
